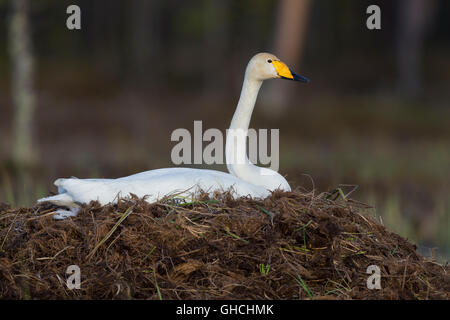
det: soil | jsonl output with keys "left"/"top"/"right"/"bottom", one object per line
{"left": 0, "top": 190, "right": 448, "bottom": 299}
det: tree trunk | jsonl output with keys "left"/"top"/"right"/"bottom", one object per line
{"left": 396, "top": 0, "right": 437, "bottom": 97}
{"left": 261, "top": 0, "right": 312, "bottom": 118}
{"left": 128, "top": 0, "right": 162, "bottom": 85}
{"left": 8, "top": 0, "right": 37, "bottom": 167}
{"left": 202, "top": 0, "right": 230, "bottom": 100}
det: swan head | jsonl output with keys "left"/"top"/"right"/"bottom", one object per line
{"left": 246, "top": 52, "right": 309, "bottom": 83}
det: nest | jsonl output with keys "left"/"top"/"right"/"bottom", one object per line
{"left": 0, "top": 190, "right": 448, "bottom": 299}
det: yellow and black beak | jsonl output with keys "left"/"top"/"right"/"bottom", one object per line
{"left": 272, "top": 60, "right": 309, "bottom": 83}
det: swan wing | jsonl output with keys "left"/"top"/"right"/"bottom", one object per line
{"left": 38, "top": 168, "right": 270, "bottom": 207}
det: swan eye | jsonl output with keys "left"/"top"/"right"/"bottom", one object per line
{"left": 267, "top": 59, "right": 272, "bottom": 63}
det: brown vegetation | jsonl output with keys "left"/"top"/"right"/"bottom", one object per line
{"left": 0, "top": 190, "right": 448, "bottom": 299}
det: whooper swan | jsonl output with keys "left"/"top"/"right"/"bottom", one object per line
{"left": 38, "top": 53, "right": 309, "bottom": 219}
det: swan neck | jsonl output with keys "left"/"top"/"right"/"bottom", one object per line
{"left": 225, "top": 75, "right": 262, "bottom": 177}
{"left": 230, "top": 76, "right": 262, "bottom": 130}
{"left": 225, "top": 73, "right": 290, "bottom": 192}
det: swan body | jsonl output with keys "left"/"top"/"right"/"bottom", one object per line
{"left": 38, "top": 53, "right": 308, "bottom": 219}
{"left": 40, "top": 168, "right": 271, "bottom": 206}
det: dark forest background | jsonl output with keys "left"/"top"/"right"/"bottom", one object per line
{"left": 0, "top": 0, "right": 449, "bottom": 261}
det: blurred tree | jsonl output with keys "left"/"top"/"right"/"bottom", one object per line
{"left": 396, "top": 0, "right": 437, "bottom": 97}
{"left": 8, "top": 0, "right": 37, "bottom": 166}
{"left": 202, "top": 0, "right": 230, "bottom": 100}
{"left": 128, "top": 0, "right": 162, "bottom": 84}
{"left": 261, "top": 0, "right": 312, "bottom": 118}
{"left": 91, "top": 1, "right": 124, "bottom": 80}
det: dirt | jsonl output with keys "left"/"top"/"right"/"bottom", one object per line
{"left": 0, "top": 190, "right": 448, "bottom": 299}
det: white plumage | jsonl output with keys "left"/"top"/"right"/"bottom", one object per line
{"left": 38, "top": 53, "right": 308, "bottom": 219}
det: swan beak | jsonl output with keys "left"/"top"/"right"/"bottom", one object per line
{"left": 272, "top": 60, "right": 309, "bottom": 83}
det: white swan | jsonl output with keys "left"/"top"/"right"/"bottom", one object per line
{"left": 38, "top": 53, "right": 308, "bottom": 219}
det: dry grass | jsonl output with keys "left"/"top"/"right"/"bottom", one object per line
{"left": 0, "top": 189, "right": 448, "bottom": 299}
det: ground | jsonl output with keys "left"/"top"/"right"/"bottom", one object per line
{"left": 0, "top": 190, "right": 448, "bottom": 299}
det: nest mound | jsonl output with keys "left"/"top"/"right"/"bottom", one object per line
{"left": 0, "top": 190, "right": 448, "bottom": 299}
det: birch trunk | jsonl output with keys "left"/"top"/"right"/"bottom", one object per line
{"left": 9, "top": 0, "right": 37, "bottom": 166}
